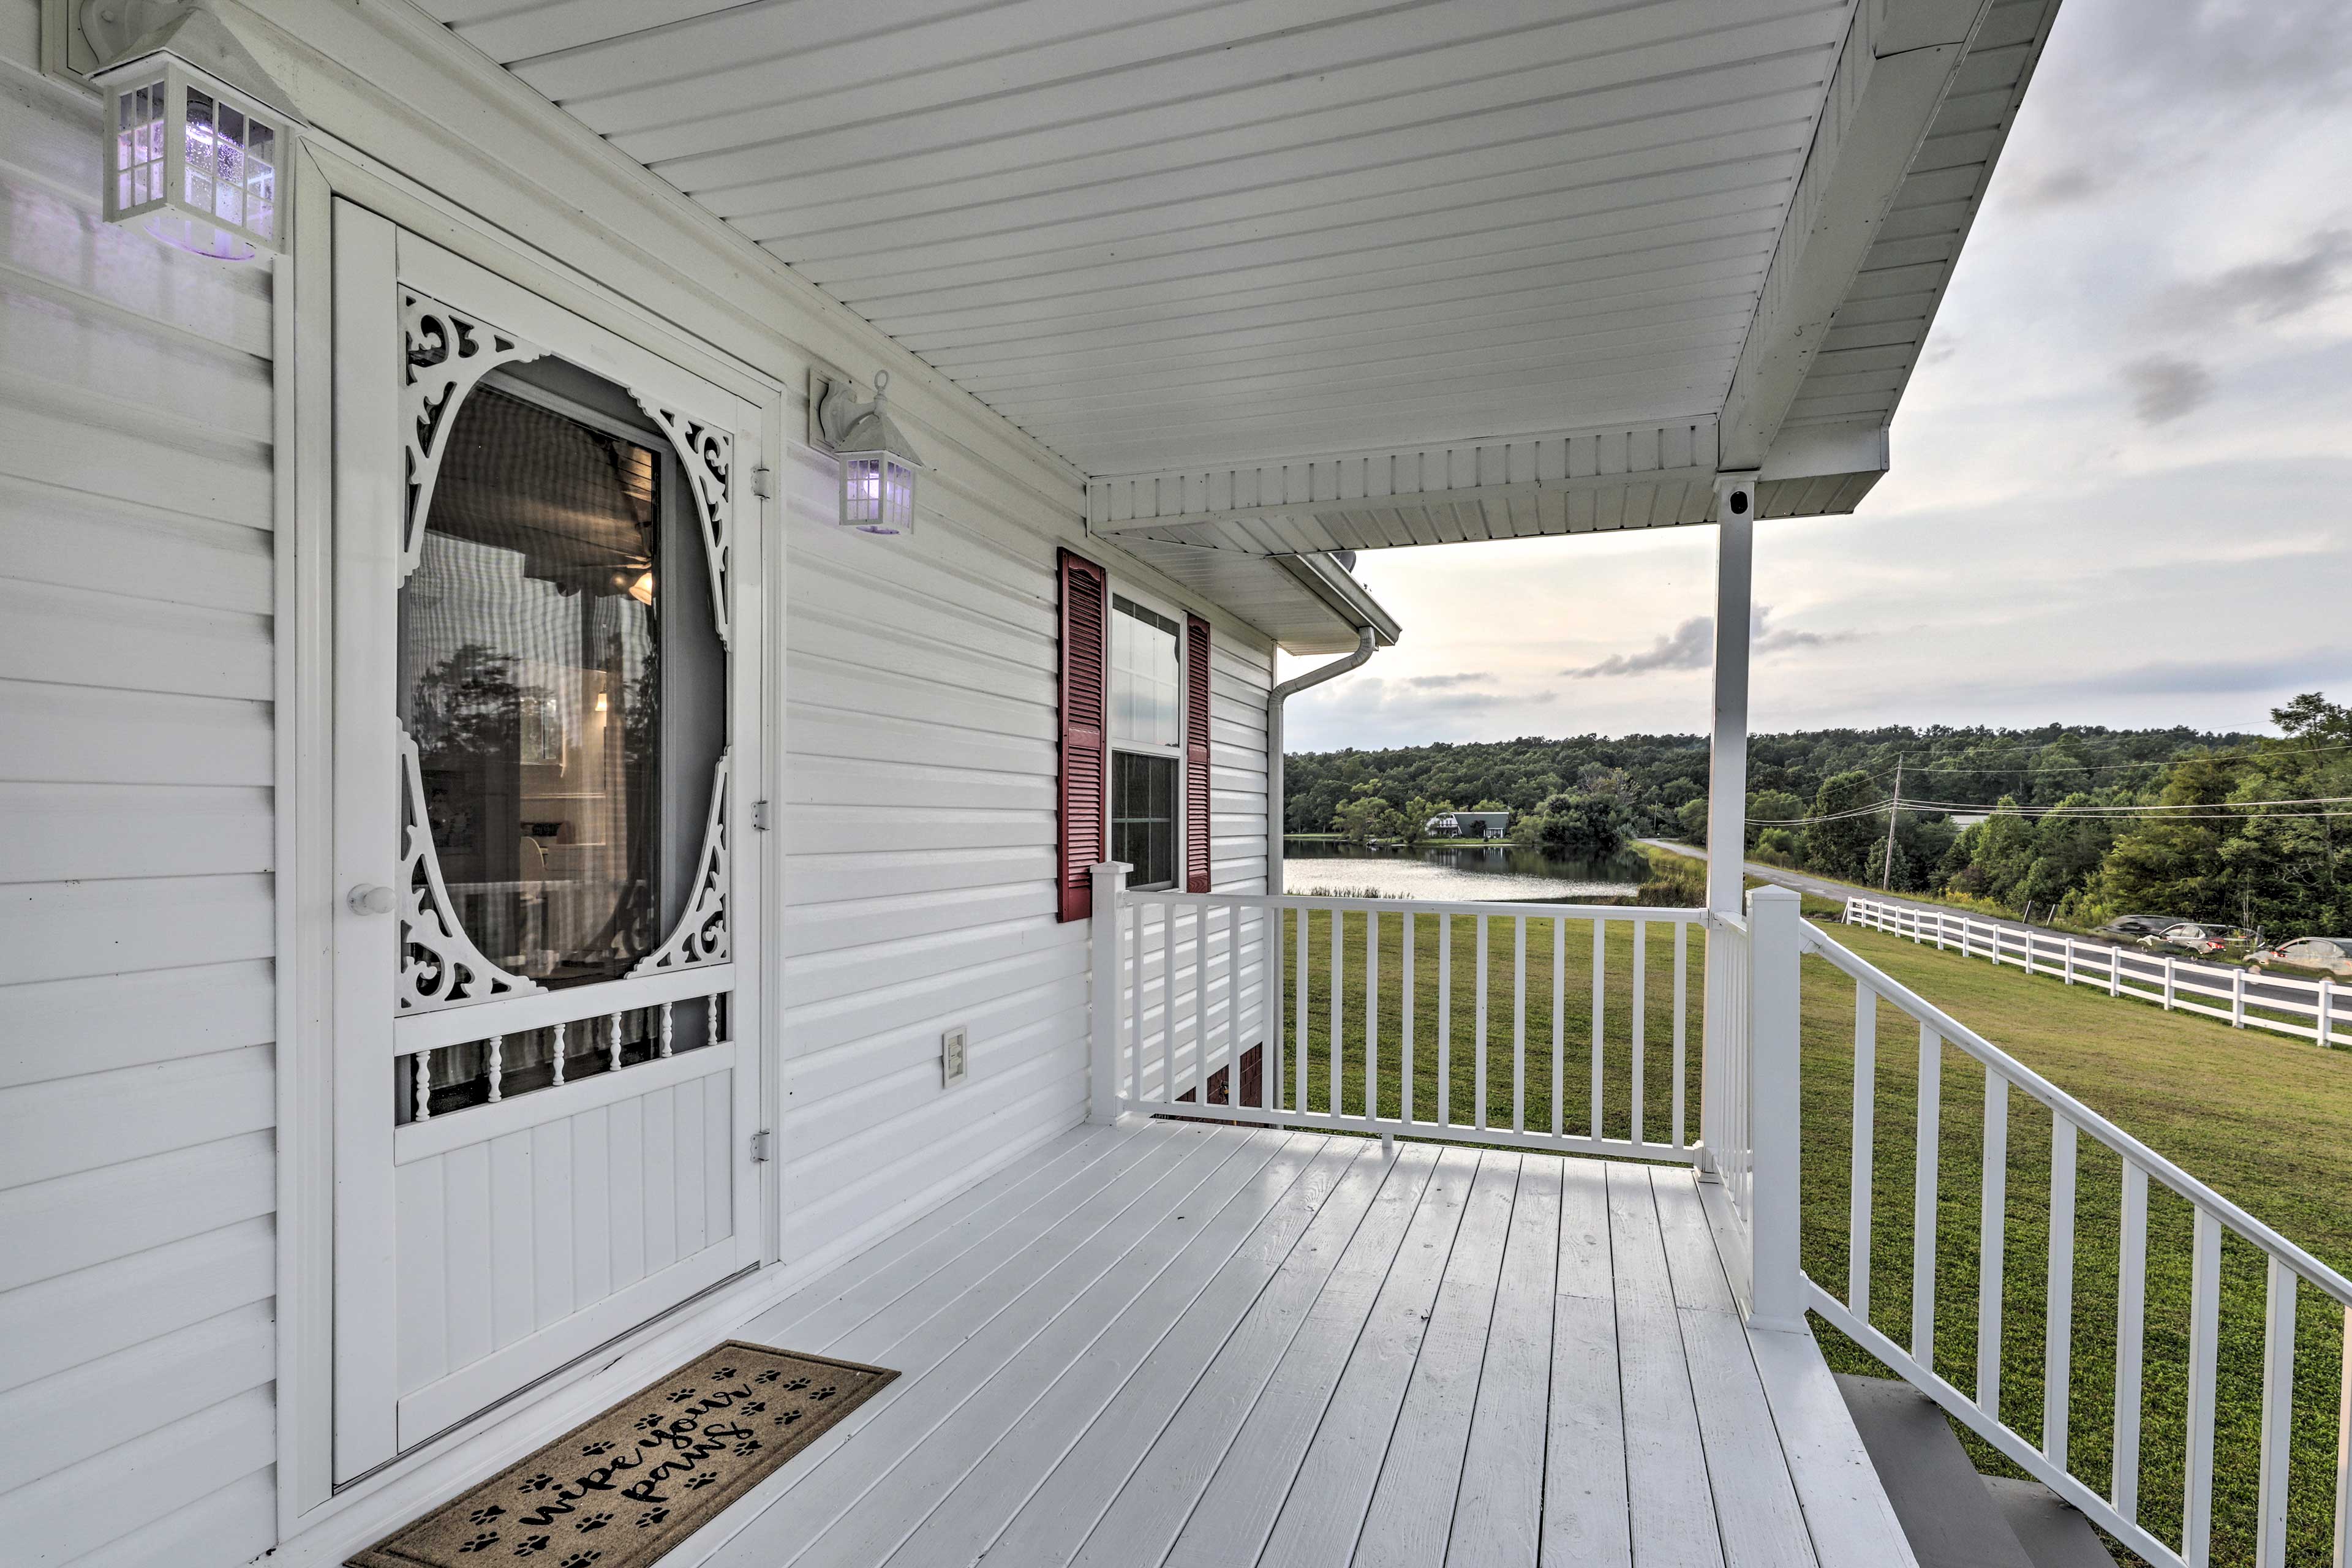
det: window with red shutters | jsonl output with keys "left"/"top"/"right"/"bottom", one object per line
{"left": 1057, "top": 550, "right": 1109, "bottom": 922}
{"left": 1184, "top": 614, "right": 1212, "bottom": 893}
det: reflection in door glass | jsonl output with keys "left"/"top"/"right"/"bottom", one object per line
{"left": 399, "top": 375, "right": 718, "bottom": 1008}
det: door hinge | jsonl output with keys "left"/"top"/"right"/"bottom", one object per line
{"left": 751, "top": 799, "right": 771, "bottom": 831}
{"left": 749, "top": 1129, "right": 774, "bottom": 1163}
{"left": 751, "top": 466, "right": 774, "bottom": 499}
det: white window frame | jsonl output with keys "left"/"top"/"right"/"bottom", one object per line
{"left": 1104, "top": 579, "right": 1189, "bottom": 892}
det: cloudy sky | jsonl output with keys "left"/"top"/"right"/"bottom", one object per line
{"left": 1283, "top": 0, "right": 2352, "bottom": 753}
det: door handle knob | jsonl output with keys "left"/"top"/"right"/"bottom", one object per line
{"left": 349, "top": 884, "right": 397, "bottom": 916}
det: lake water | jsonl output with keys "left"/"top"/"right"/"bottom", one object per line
{"left": 1282, "top": 838, "right": 1653, "bottom": 902}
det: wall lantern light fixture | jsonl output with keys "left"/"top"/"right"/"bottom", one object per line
{"left": 812, "top": 369, "right": 924, "bottom": 535}
{"left": 82, "top": 1, "right": 304, "bottom": 261}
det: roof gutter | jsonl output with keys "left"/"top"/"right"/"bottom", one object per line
{"left": 1273, "top": 551, "right": 1403, "bottom": 649}
{"left": 1267, "top": 557, "right": 1389, "bottom": 895}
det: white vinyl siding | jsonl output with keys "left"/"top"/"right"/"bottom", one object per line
{"left": 774, "top": 439, "right": 1278, "bottom": 1265}
{"left": 0, "top": 3, "right": 279, "bottom": 1562}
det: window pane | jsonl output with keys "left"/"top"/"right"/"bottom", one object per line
{"left": 1112, "top": 752, "right": 1179, "bottom": 890}
{"left": 400, "top": 379, "right": 721, "bottom": 992}
{"left": 1111, "top": 595, "right": 1182, "bottom": 748}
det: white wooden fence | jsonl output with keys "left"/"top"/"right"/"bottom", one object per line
{"left": 1803, "top": 926, "right": 2352, "bottom": 1568}
{"left": 1844, "top": 895, "right": 2345, "bottom": 1047}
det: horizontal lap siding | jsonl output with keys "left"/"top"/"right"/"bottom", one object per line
{"left": 0, "top": 12, "right": 278, "bottom": 1563}
{"left": 776, "top": 443, "right": 1279, "bottom": 1265}
{"left": 778, "top": 447, "right": 1084, "bottom": 1265}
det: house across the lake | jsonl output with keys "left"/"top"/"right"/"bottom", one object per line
{"left": 1430, "top": 810, "right": 1512, "bottom": 842}
{"left": 6, "top": 3, "right": 2341, "bottom": 1567}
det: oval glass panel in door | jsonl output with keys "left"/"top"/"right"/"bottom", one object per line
{"left": 398, "top": 359, "right": 727, "bottom": 1052}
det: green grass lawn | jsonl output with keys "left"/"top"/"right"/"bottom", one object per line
{"left": 1270, "top": 907, "right": 2352, "bottom": 1567}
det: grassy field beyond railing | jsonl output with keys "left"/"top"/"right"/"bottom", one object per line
{"left": 1803, "top": 922, "right": 2352, "bottom": 1568}
{"left": 1271, "top": 908, "right": 1700, "bottom": 1147}
{"left": 1271, "top": 904, "right": 2352, "bottom": 1566}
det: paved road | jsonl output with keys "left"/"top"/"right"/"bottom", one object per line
{"left": 1640, "top": 840, "right": 2328, "bottom": 1015}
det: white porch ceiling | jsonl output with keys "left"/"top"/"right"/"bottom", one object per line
{"left": 415, "top": 0, "right": 2056, "bottom": 547}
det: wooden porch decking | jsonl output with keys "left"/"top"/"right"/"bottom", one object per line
{"left": 678, "top": 1118, "right": 1912, "bottom": 1568}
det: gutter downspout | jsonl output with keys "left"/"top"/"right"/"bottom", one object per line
{"left": 1267, "top": 625, "right": 1378, "bottom": 897}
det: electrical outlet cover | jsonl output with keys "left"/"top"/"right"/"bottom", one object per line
{"left": 941, "top": 1025, "right": 968, "bottom": 1087}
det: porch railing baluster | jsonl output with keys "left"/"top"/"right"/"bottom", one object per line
{"left": 1631, "top": 919, "right": 1646, "bottom": 1147}
{"left": 1912, "top": 1025, "right": 1940, "bottom": 1367}
{"left": 1438, "top": 914, "right": 1452, "bottom": 1127}
{"left": 1365, "top": 910, "right": 1379, "bottom": 1121}
{"left": 1512, "top": 916, "right": 1526, "bottom": 1134}
{"left": 1849, "top": 984, "right": 1875, "bottom": 1317}
{"left": 1553, "top": 918, "right": 1566, "bottom": 1140}
{"left": 1474, "top": 914, "right": 1489, "bottom": 1131}
{"left": 2113, "top": 1161, "right": 2147, "bottom": 1528}
{"left": 1591, "top": 917, "right": 1605, "bottom": 1141}
{"left": 1401, "top": 914, "right": 1414, "bottom": 1125}
{"left": 1978, "top": 1072, "right": 2007, "bottom": 1419}
{"left": 2044, "top": 1115, "right": 2076, "bottom": 1469}
{"left": 2184, "top": 1208, "right": 2223, "bottom": 1565}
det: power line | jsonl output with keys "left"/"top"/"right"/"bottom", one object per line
{"left": 1746, "top": 794, "right": 2352, "bottom": 827}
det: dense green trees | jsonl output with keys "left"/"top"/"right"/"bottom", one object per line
{"left": 1284, "top": 704, "right": 2352, "bottom": 935}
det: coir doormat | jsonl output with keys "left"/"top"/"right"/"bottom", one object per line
{"left": 350, "top": 1341, "right": 897, "bottom": 1568}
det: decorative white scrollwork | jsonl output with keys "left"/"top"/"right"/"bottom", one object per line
{"left": 630, "top": 752, "right": 731, "bottom": 976}
{"left": 631, "top": 398, "right": 734, "bottom": 647}
{"left": 401, "top": 290, "right": 547, "bottom": 581}
{"left": 398, "top": 730, "right": 544, "bottom": 1012}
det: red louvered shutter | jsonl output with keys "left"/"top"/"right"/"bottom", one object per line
{"left": 1184, "top": 614, "right": 1212, "bottom": 893}
{"left": 1057, "top": 550, "right": 1109, "bottom": 922}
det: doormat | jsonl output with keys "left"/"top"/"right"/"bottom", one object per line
{"left": 350, "top": 1342, "right": 897, "bottom": 1568}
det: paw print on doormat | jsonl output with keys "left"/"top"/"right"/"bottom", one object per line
{"left": 809, "top": 1385, "right": 837, "bottom": 1402}
{"left": 510, "top": 1534, "right": 551, "bottom": 1558}
{"left": 742, "top": 1400, "right": 766, "bottom": 1415}
{"left": 635, "top": 1508, "right": 669, "bottom": 1528}
{"left": 666, "top": 1386, "right": 698, "bottom": 1403}
{"left": 772, "top": 1409, "right": 802, "bottom": 1428}
{"left": 575, "top": 1511, "right": 614, "bottom": 1532}
{"left": 579, "top": 1439, "right": 614, "bottom": 1457}
{"left": 731, "top": 1437, "right": 762, "bottom": 1458}
{"left": 779, "top": 1376, "right": 809, "bottom": 1392}
{"left": 516, "top": 1473, "right": 554, "bottom": 1494}
{"left": 714, "top": 1365, "right": 738, "bottom": 1379}
{"left": 633, "top": 1413, "right": 665, "bottom": 1432}
{"left": 557, "top": 1550, "right": 603, "bottom": 1568}
{"left": 754, "top": 1368, "right": 780, "bottom": 1384}
{"left": 682, "top": 1472, "right": 718, "bottom": 1491}
{"left": 458, "top": 1532, "right": 500, "bottom": 1553}
{"left": 469, "top": 1505, "right": 507, "bottom": 1525}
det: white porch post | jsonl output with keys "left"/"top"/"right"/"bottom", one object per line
{"left": 1700, "top": 473, "right": 1757, "bottom": 1175}
{"left": 1746, "top": 884, "right": 1806, "bottom": 1331}
{"left": 1089, "top": 862, "right": 1130, "bottom": 1124}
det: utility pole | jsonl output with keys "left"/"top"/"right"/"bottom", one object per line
{"left": 1880, "top": 753, "right": 1903, "bottom": 891}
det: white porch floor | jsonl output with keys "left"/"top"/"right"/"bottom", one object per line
{"left": 681, "top": 1119, "right": 1912, "bottom": 1568}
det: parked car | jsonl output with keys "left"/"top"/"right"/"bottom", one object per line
{"left": 2139, "top": 922, "right": 2255, "bottom": 958}
{"left": 2097, "top": 913, "right": 2183, "bottom": 938}
{"left": 2248, "top": 937, "right": 2352, "bottom": 978}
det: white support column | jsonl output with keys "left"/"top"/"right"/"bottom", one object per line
{"left": 1089, "top": 862, "right": 1131, "bottom": 1124}
{"left": 1746, "top": 884, "right": 1806, "bottom": 1332}
{"left": 1700, "top": 473, "right": 1758, "bottom": 1175}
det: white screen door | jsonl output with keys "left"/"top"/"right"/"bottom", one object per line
{"left": 330, "top": 204, "right": 766, "bottom": 1481}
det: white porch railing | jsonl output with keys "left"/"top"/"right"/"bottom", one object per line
{"left": 1091, "top": 868, "right": 1706, "bottom": 1165}
{"left": 1087, "top": 866, "right": 2352, "bottom": 1565}
{"left": 1844, "top": 895, "right": 2345, "bottom": 1047}
{"left": 1803, "top": 925, "right": 2352, "bottom": 1568}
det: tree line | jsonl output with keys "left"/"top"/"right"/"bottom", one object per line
{"left": 1286, "top": 699, "right": 2352, "bottom": 936}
